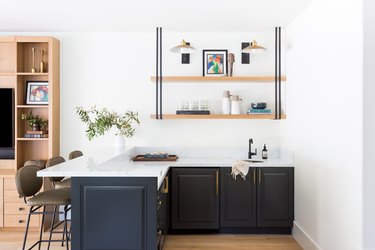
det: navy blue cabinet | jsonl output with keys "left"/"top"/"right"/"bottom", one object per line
{"left": 257, "top": 167, "right": 294, "bottom": 227}
{"left": 220, "top": 167, "right": 294, "bottom": 231}
{"left": 171, "top": 168, "right": 220, "bottom": 230}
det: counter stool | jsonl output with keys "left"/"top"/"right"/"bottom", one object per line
{"left": 24, "top": 160, "right": 46, "bottom": 169}
{"left": 15, "top": 165, "right": 71, "bottom": 250}
{"left": 46, "top": 156, "right": 69, "bottom": 190}
{"left": 68, "top": 150, "right": 83, "bottom": 160}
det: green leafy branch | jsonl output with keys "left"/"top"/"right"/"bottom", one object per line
{"left": 76, "top": 106, "right": 140, "bottom": 141}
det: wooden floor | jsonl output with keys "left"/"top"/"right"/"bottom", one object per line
{"left": 0, "top": 230, "right": 302, "bottom": 250}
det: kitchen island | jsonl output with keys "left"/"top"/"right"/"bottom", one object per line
{"left": 38, "top": 146, "right": 294, "bottom": 250}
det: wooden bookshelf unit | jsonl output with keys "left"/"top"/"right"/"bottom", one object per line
{"left": 0, "top": 36, "right": 60, "bottom": 228}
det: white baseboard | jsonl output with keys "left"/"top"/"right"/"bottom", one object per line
{"left": 293, "top": 222, "right": 320, "bottom": 250}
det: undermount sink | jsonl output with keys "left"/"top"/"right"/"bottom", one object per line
{"left": 242, "top": 159, "right": 264, "bottom": 163}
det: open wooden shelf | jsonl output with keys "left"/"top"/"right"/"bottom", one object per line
{"left": 150, "top": 114, "right": 286, "bottom": 120}
{"left": 17, "top": 105, "right": 48, "bottom": 109}
{"left": 16, "top": 72, "right": 49, "bottom": 76}
{"left": 16, "top": 138, "right": 49, "bottom": 141}
{"left": 150, "top": 76, "right": 286, "bottom": 83}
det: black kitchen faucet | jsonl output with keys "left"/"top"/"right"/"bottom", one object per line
{"left": 248, "top": 138, "right": 257, "bottom": 159}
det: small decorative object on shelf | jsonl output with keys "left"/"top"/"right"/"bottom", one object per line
{"left": 21, "top": 111, "right": 48, "bottom": 132}
{"left": 227, "top": 53, "right": 235, "bottom": 76}
{"left": 76, "top": 106, "right": 140, "bottom": 141}
{"left": 40, "top": 50, "right": 45, "bottom": 73}
{"left": 202, "top": 49, "right": 228, "bottom": 77}
{"left": 176, "top": 99, "right": 210, "bottom": 115}
{"left": 31, "top": 47, "right": 36, "bottom": 73}
{"left": 248, "top": 102, "right": 270, "bottom": 114}
{"left": 222, "top": 90, "right": 231, "bottom": 115}
{"left": 230, "top": 95, "right": 242, "bottom": 114}
{"left": 26, "top": 81, "right": 48, "bottom": 105}
{"left": 251, "top": 102, "right": 267, "bottom": 109}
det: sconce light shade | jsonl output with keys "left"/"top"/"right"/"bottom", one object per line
{"left": 170, "top": 40, "right": 195, "bottom": 53}
{"left": 241, "top": 40, "right": 266, "bottom": 53}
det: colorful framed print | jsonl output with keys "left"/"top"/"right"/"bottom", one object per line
{"left": 26, "top": 81, "right": 49, "bottom": 105}
{"left": 202, "top": 49, "right": 228, "bottom": 76}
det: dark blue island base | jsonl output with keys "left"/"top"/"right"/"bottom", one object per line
{"left": 71, "top": 177, "right": 157, "bottom": 250}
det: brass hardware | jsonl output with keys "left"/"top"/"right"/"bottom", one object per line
{"left": 253, "top": 169, "right": 256, "bottom": 184}
{"left": 216, "top": 170, "right": 219, "bottom": 195}
{"left": 258, "top": 170, "right": 261, "bottom": 183}
{"left": 163, "top": 176, "right": 169, "bottom": 194}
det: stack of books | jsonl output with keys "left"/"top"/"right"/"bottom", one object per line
{"left": 247, "top": 108, "right": 271, "bottom": 114}
{"left": 24, "top": 130, "right": 48, "bottom": 138}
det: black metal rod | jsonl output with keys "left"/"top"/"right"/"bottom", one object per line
{"left": 275, "top": 27, "right": 278, "bottom": 120}
{"left": 160, "top": 27, "right": 163, "bottom": 119}
{"left": 156, "top": 27, "right": 159, "bottom": 119}
{"left": 278, "top": 27, "right": 282, "bottom": 119}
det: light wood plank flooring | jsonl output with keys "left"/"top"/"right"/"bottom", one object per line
{"left": 0, "top": 230, "right": 302, "bottom": 250}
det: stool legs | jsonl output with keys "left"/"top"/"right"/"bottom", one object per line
{"left": 63, "top": 205, "right": 69, "bottom": 250}
{"left": 47, "top": 206, "right": 57, "bottom": 250}
{"left": 22, "top": 206, "right": 33, "bottom": 250}
{"left": 38, "top": 206, "right": 46, "bottom": 250}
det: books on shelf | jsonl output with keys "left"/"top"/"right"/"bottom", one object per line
{"left": 24, "top": 133, "right": 48, "bottom": 138}
{"left": 26, "top": 130, "right": 48, "bottom": 135}
{"left": 247, "top": 108, "right": 271, "bottom": 114}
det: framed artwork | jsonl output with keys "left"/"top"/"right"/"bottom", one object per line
{"left": 202, "top": 49, "right": 228, "bottom": 76}
{"left": 26, "top": 81, "right": 49, "bottom": 105}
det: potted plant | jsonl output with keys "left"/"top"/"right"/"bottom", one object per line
{"left": 21, "top": 112, "right": 48, "bottom": 131}
{"left": 76, "top": 106, "right": 140, "bottom": 142}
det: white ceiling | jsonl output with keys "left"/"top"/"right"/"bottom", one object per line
{"left": 0, "top": 0, "right": 314, "bottom": 32}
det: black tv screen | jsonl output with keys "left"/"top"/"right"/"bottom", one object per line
{"left": 0, "top": 88, "right": 14, "bottom": 148}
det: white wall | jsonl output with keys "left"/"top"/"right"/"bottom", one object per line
{"left": 363, "top": 0, "right": 375, "bottom": 248}
{"left": 283, "top": 0, "right": 363, "bottom": 249}
{"left": 15, "top": 31, "right": 283, "bottom": 157}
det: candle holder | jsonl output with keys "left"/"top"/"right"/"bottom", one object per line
{"left": 31, "top": 47, "right": 36, "bottom": 73}
{"left": 40, "top": 50, "right": 44, "bottom": 73}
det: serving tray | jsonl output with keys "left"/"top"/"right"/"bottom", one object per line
{"left": 132, "top": 155, "right": 179, "bottom": 162}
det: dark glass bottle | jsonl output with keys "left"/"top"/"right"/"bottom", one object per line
{"left": 262, "top": 144, "right": 268, "bottom": 159}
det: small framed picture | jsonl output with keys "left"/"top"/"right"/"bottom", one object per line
{"left": 26, "top": 81, "right": 49, "bottom": 105}
{"left": 202, "top": 49, "right": 228, "bottom": 76}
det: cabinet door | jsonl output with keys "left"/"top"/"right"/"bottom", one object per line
{"left": 220, "top": 168, "right": 256, "bottom": 227}
{"left": 257, "top": 167, "right": 294, "bottom": 227}
{"left": 171, "top": 168, "right": 219, "bottom": 230}
{"left": 157, "top": 174, "right": 169, "bottom": 250}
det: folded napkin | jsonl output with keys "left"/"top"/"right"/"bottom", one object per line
{"left": 231, "top": 160, "right": 251, "bottom": 180}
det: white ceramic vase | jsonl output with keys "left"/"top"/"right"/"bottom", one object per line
{"left": 114, "top": 135, "right": 126, "bottom": 153}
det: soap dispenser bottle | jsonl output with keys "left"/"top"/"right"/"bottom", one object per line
{"left": 262, "top": 144, "right": 268, "bottom": 159}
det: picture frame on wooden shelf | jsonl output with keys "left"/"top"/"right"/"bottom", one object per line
{"left": 202, "top": 49, "right": 228, "bottom": 77}
{"left": 25, "top": 81, "right": 49, "bottom": 105}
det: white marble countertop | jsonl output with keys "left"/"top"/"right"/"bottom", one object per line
{"left": 37, "top": 146, "right": 294, "bottom": 189}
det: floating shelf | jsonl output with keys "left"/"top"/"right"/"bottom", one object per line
{"left": 150, "top": 76, "right": 286, "bottom": 83}
{"left": 17, "top": 72, "right": 49, "bottom": 76}
{"left": 150, "top": 114, "right": 286, "bottom": 120}
{"left": 17, "top": 105, "right": 48, "bottom": 109}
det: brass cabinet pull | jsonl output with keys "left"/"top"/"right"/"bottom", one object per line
{"left": 163, "top": 176, "right": 169, "bottom": 194}
{"left": 157, "top": 201, "right": 162, "bottom": 209}
{"left": 258, "top": 170, "right": 261, "bottom": 183}
{"left": 216, "top": 170, "right": 219, "bottom": 195}
{"left": 253, "top": 169, "right": 256, "bottom": 184}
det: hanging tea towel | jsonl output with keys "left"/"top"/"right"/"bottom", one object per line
{"left": 231, "top": 160, "right": 251, "bottom": 180}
